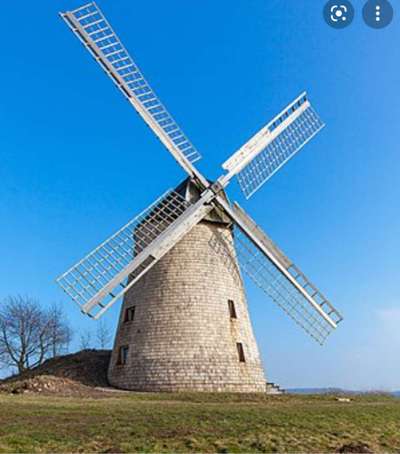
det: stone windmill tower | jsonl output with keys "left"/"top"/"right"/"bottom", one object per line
{"left": 57, "top": 2, "right": 343, "bottom": 392}
{"left": 108, "top": 180, "right": 266, "bottom": 391}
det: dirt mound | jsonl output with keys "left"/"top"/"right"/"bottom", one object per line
{"left": 0, "top": 375, "right": 95, "bottom": 396}
{"left": 0, "top": 349, "right": 112, "bottom": 396}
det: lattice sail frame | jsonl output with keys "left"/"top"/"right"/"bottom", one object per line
{"left": 221, "top": 93, "right": 325, "bottom": 199}
{"left": 237, "top": 105, "right": 324, "bottom": 198}
{"left": 61, "top": 2, "right": 204, "bottom": 183}
{"left": 210, "top": 224, "right": 342, "bottom": 345}
{"left": 233, "top": 228, "right": 340, "bottom": 344}
{"left": 208, "top": 198, "right": 343, "bottom": 344}
{"left": 57, "top": 191, "right": 191, "bottom": 318}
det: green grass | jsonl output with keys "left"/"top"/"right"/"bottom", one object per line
{"left": 0, "top": 392, "right": 399, "bottom": 453}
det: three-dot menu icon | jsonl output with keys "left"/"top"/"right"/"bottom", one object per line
{"left": 363, "top": 0, "right": 394, "bottom": 28}
{"left": 375, "top": 5, "right": 381, "bottom": 22}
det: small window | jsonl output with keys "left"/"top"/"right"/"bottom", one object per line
{"left": 236, "top": 342, "right": 245, "bottom": 363}
{"left": 117, "top": 345, "right": 129, "bottom": 365}
{"left": 228, "top": 299, "right": 237, "bottom": 319}
{"left": 124, "top": 306, "right": 135, "bottom": 322}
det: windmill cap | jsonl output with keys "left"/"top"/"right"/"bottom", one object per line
{"left": 175, "top": 177, "right": 231, "bottom": 225}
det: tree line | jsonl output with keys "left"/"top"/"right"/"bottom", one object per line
{"left": 0, "top": 295, "right": 112, "bottom": 375}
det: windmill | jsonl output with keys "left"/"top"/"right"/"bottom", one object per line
{"left": 57, "top": 2, "right": 343, "bottom": 392}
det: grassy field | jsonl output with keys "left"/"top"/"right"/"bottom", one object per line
{"left": 0, "top": 392, "right": 399, "bottom": 453}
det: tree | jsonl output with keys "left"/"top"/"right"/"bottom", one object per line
{"left": 79, "top": 330, "right": 93, "bottom": 350}
{"left": 96, "top": 320, "right": 112, "bottom": 349}
{"left": 0, "top": 296, "right": 69, "bottom": 374}
{"left": 47, "top": 303, "right": 73, "bottom": 358}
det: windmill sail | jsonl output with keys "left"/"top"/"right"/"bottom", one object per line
{"left": 58, "top": 3, "right": 343, "bottom": 344}
{"left": 60, "top": 2, "right": 207, "bottom": 187}
{"left": 213, "top": 198, "right": 343, "bottom": 344}
{"left": 57, "top": 190, "right": 212, "bottom": 319}
{"left": 221, "top": 93, "right": 324, "bottom": 198}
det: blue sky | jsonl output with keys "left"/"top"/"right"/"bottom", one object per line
{"left": 1, "top": 0, "right": 399, "bottom": 390}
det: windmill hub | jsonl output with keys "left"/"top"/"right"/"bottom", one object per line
{"left": 57, "top": 2, "right": 343, "bottom": 392}
{"left": 175, "top": 178, "right": 232, "bottom": 224}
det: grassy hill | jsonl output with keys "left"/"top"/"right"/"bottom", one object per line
{"left": 0, "top": 351, "right": 398, "bottom": 452}
{"left": 0, "top": 392, "right": 399, "bottom": 453}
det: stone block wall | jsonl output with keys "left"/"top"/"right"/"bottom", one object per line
{"left": 108, "top": 220, "right": 266, "bottom": 392}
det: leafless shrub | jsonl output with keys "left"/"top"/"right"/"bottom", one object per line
{"left": 0, "top": 296, "right": 72, "bottom": 374}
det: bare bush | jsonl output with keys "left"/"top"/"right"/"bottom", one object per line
{"left": 0, "top": 296, "right": 72, "bottom": 374}
{"left": 96, "top": 320, "right": 112, "bottom": 349}
{"left": 47, "top": 303, "right": 73, "bottom": 358}
{"left": 79, "top": 330, "right": 93, "bottom": 350}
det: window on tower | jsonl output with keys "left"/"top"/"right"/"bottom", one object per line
{"left": 117, "top": 345, "right": 129, "bottom": 365}
{"left": 236, "top": 342, "right": 245, "bottom": 362}
{"left": 228, "top": 299, "right": 237, "bottom": 319}
{"left": 124, "top": 306, "right": 136, "bottom": 322}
